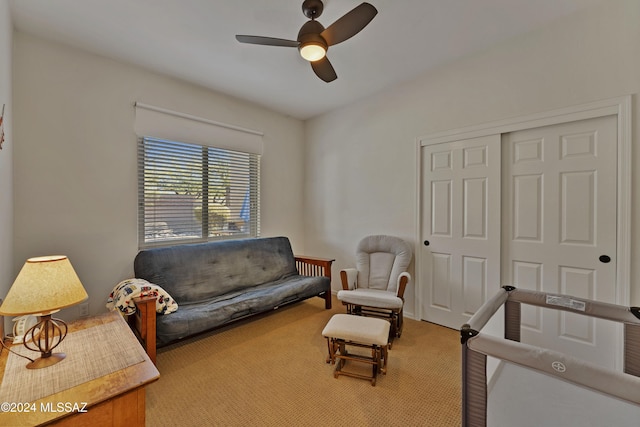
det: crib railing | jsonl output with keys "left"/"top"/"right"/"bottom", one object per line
{"left": 460, "top": 286, "right": 640, "bottom": 427}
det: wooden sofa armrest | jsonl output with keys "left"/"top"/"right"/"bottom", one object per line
{"left": 129, "top": 296, "right": 157, "bottom": 365}
{"left": 295, "top": 256, "right": 335, "bottom": 309}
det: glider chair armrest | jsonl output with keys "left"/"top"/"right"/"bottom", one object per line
{"left": 340, "top": 268, "right": 358, "bottom": 290}
{"left": 397, "top": 272, "right": 411, "bottom": 300}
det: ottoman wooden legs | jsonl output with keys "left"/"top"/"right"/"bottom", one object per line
{"left": 322, "top": 314, "right": 390, "bottom": 386}
{"left": 326, "top": 338, "right": 388, "bottom": 385}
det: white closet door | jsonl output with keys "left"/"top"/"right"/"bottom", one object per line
{"left": 502, "top": 115, "right": 618, "bottom": 368}
{"left": 420, "top": 134, "right": 501, "bottom": 328}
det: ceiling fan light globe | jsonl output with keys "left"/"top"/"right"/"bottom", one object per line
{"left": 299, "top": 43, "right": 326, "bottom": 61}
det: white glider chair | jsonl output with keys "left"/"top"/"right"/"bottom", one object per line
{"left": 337, "top": 235, "right": 413, "bottom": 345}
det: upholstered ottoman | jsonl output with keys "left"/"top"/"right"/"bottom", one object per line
{"left": 321, "top": 314, "right": 390, "bottom": 386}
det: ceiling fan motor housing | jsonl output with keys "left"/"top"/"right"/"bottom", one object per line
{"left": 298, "top": 20, "right": 327, "bottom": 58}
{"left": 298, "top": 20, "right": 326, "bottom": 41}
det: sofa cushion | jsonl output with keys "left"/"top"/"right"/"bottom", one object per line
{"left": 134, "top": 237, "right": 299, "bottom": 305}
{"left": 154, "top": 274, "right": 329, "bottom": 345}
{"left": 336, "top": 288, "right": 403, "bottom": 310}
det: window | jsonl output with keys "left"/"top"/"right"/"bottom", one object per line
{"left": 138, "top": 137, "right": 260, "bottom": 247}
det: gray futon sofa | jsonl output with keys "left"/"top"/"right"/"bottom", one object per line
{"left": 129, "top": 236, "right": 333, "bottom": 362}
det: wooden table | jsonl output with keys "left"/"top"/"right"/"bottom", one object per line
{"left": 0, "top": 311, "right": 159, "bottom": 426}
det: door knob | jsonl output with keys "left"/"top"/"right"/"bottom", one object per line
{"left": 423, "top": 240, "right": 430, "bottom": 246}
{"left": 599, "top": 255, "right": 611, "bottom": 263}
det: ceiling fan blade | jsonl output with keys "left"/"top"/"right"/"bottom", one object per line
{"left": 311, "top": 56, "right": 337, "bottom": 82}
{"left": 235, "top": 35, "right": 299, "bottom": 47}
{"left": 320, "top": 2, "right": 377, "bottom": 46}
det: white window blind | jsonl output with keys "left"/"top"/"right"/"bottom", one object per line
{"left": 138, "top": 137, "right": 260, "bottom": 247}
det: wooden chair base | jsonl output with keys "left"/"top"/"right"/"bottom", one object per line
{"left": 345, "top": 303, "right": 403, "bottom": 348}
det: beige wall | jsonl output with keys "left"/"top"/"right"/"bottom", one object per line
{"left": 304, "top": 0, "right": 640, "bottom": 316}
{"left": 12, "top": 33, "right": 306, "bottom": 318}
{"left": 0, "top": 2, "right": 13, "bottom": 302}
{"left": 8, "top": 0, "right": 640, "bottom": 321}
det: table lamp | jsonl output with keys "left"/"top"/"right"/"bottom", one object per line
{"left": 0, "top": 255, "right": 88, "bottom": 369}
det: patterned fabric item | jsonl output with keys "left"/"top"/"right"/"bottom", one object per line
{"left": 106, "top": 278, "right": 178, "bottom": 315}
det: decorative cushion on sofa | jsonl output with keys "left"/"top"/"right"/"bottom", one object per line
{"left": 106, "top": 278, "right": 178, "bottom": 315}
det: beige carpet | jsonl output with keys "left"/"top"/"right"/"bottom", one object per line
{"left": 146, "top": 296, "right": 461, "bottom": 426}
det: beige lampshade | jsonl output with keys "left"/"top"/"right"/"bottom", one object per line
{"left": 0, "top": 255, "right": 88, "bottom": 316}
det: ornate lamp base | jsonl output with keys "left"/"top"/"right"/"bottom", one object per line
{"left": 26, "top": 352, "right": 66, "bottom": 369}
{"left": 23, "top": 313, "right": 68, "bottom": 369}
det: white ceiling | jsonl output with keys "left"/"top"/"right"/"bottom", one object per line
{"left": 9, "top": 0, "right": 603, "bottom": 120}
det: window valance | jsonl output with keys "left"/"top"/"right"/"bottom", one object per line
{"left": 134, "top": 102, "right": 264, "bottom": 155}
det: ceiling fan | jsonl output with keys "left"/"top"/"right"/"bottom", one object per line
{"left": 235, "top": 0, "right": 378, "bottom": 83}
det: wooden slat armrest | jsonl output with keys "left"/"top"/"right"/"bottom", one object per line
{"left": 129, "top": 296, "right": 157, "bottom": 365}
{"left": 295, "top": 256, "right": 335, "bottom": 310}
{"left": 294, "top": 256, "right": 334, "bottom": 276}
